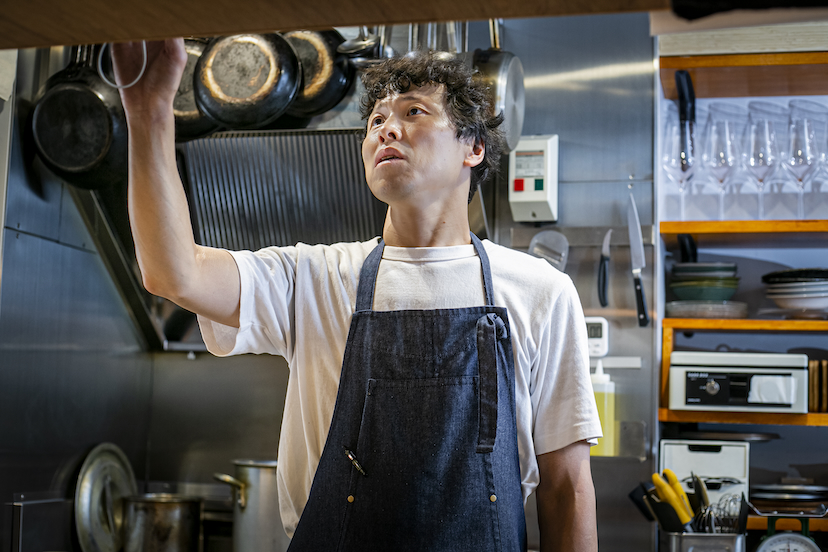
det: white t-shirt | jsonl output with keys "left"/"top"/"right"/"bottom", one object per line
{"left": 198, "top": 239, "right": 602, "bottom": 537}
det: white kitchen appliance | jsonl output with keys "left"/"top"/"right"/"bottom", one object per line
{"left": 584, "top": 316, "right": 609, "bottom": 358}
{"left": 668, "top": 351, "right": 809, "bottom": 413}
{"left": 659, "top": 439, "right": 749, "bottom": 506}
{"left": 507, "top": 135, "right": 558, "bottom": 222}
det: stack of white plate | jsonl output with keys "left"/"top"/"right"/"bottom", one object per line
{"left": 763, "top": 269, "right": 828, "bottom": 310}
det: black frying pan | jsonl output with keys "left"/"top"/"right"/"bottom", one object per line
{"left": 174, "top": 38, "right": 221, "bottom": 141}
{"left": 193, "top": 33, "right": 301, "bottom": 129}
{"left": 284, "top": 30, "right": 355, "bottom": 118}
{"left": 31, "top": 45, "right": 128, "bottom": 190}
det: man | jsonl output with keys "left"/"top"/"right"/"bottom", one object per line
{"left": 112, "top": 38, "right": 600, "bottom": 551}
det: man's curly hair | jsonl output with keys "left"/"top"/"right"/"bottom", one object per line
{"left": 359, "top": 51, "right": 505, "bottom": 203}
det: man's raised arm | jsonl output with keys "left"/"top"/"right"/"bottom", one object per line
{"left": 112, "top": 39, "right": 241, "bottom": 328}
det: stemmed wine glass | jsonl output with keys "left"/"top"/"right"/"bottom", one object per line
{"left": 702, "top": 103, "right": 746, "bottom": 221}
{"left": 787, "top": 99, "right": 828, "bottom": 219}
{"left": 744, "top": 102, "right": 787, "bottom": 220}
{"left": 662, "top": 104, "right": 696, "bottom": 220}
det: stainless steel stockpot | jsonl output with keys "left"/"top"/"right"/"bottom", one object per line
{"left": 214, "top": 459, "right": 290, "bottom": 552}
{"left": 123, "top": 493, "right": 202, "bottom": 552}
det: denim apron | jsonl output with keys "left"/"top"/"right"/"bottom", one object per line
{"left": 287, "top": 234, "right": 526, "bottom": 551}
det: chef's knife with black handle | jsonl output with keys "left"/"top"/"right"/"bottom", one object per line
{"left": 627, "top": 194, "right": 649, "bottom": 327}
{"left": 598, "top": 229, "right": 612, "bottom": 307}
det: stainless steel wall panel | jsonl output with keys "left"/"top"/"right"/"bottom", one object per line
{"left": 498, "top": 14, "right": 655, "bottom": 184}
{"left": 147, "top": 352, "right": 289, "bottom": 483}
{"left": 0, "top": 52, "right": 153, "bottom": 547}
{"left": 0, "top": 231, "right": 142, "bottom": 352}
{"left": 486, "top": 14, "right": 658, "bottom": 552}
{"left": 3, "top": 108, "right": 62, "bottom": 243}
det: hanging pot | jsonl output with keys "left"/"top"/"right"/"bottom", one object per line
{"left": 31, "top": 45, "right": 128, "bottom": 189}
{"left": 194, "top": 33, "right": 301, "bottom": 129}
{"left": 174, "top": 38, "right": 220, "bottom": 141}
{"left": 473, "top": 20, "right": 525, "bottom": 153}
{"left": 284, "top": 30, "right": 355, "bottom": 118}
{"left": 214, "top": 460, "right": 290, "bottom": 552}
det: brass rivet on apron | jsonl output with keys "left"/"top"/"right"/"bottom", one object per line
{"left": 490, "top": 494, "right": 497, "bottom": 502}
{"left": 347, "top": 495, "right": 355, "bottom": 503}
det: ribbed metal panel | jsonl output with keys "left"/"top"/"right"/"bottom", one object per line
{"left": 181, "top": 129, "right": 386, "bottom": 251}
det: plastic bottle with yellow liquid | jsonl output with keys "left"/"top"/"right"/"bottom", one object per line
{"left": 590, "top": 359, "right": 616, "bottom": 456}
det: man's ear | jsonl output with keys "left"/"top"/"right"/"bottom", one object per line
{"left": 464, "top": 140, "right": 485, "bottom": 168}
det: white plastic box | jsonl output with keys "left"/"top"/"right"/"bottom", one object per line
{"left": 659, "top": 439, "right": 749, "bottom": 506}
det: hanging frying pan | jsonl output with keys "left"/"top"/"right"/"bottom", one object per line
{"left": 174, "top": 38, "right": 220, "bottom": 141}
{"left": 473, "top": 20, "right": 525, "bottom": 153}
{"left": 284, "top": 30, "right": 355, "bottom": 118}
{"left": 31, "top": 45, "right": 128, "bottom": 189}
{"left": 194, "top": 33, "right": 301, "bottom": 129}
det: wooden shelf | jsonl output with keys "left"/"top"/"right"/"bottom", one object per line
{"left": 659, "top": 408, "right": 828, "bottom": 427}
{"left": 663, "top": 318, "right": 828, "bottom": 332}
{"left": 659, "top": 52, "right": 828, "bottom": 99}
{"left": 659, "top": 319, "right": 828, "bottom": 424}
{"left": 747, "top": 515, "right": 828, "bottom": 532}
{"left": 660, "top": 220, "right": 828, "bottom": 248}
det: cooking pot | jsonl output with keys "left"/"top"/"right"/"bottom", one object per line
{"left": 194, "top": 33, "right": 301, "bottom": 129}
{"left": 123, "top": 494, "right": 202, "bottom": 552}
{"left": 284, "top": 30, "right": 354, "bottom": 118}
{"left": 473, "top": 20, "right": 525, "bottom": 153}
{"left": 31, "top": 44, "right": 128, "bottom": 189}
{"left": 214, "top": 460, "right": 290, "bottom": 552}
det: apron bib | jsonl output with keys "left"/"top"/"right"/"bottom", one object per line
{"left": 287, "top": 234, "right": 526, "bottom": 551}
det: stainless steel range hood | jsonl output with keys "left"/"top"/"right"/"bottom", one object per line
{"left": 72, "top": 128, "right": 386, "bottom": 351}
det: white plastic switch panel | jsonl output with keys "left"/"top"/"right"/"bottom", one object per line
{"left": 508, "top": 135, "right": 559, "bottom": 222}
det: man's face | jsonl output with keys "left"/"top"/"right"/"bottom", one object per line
{"left": 361, "top": 84, "right": 482, "bottom": 210}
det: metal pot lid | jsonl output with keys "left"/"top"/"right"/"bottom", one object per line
{"left": 234, "top": 459, "right": 279, "bottom": 468}
{"left": 75, "top": 443, "right": 137, "bottom": 552}
{"left": 752, "top": 484, "right": 828, "bottom": 493}
{"left": 125, "top": 493, "right": 203, "bottom": 504}
{"left": 751, "top": 492, "right": 826, "bottom": 501}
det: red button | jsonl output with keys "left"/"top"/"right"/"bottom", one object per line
{"left": 514, "top": 179, "right": 524, "bottom": 192}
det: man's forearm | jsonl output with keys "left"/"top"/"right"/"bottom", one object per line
{"left": 536, "top": 442, "right": 598, "bottom": 552}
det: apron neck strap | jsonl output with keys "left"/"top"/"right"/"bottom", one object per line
{"left": 355, "top": 233, "right": 495, "bottom": 312}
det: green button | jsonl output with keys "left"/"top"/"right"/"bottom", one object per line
{"left": 534, "top": 179, "right": 544, "bottom": 191}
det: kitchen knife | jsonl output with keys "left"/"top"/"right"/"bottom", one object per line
{"left": 598, "top": 229, "right": 612, "bottom": 307}
{"left": 627, "top": 194, "right": 649, "bottom": 327}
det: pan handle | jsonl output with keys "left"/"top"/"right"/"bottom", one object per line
{"left": 214, "top": 473, "right": 247, "bottom": 509}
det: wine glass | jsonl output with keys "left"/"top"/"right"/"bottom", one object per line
{"left": 785, "top": 100, "right": 828, "bottom": 219}
{"left": 788, "top": 99, "right": 828, "bottom": 219}
{"left": 744, "top": 102, "right": 787, "bottom": 220}
{"left": 702, "top": 103, "right": 746, "bottom": 221}
{"left": 662, "top": 103, "right": 696, "bottom": 220}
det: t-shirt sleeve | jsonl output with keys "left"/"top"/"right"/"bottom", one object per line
{"left": 530, "top": 277, "right": 603, "bottom": 454}
{"left": 198, "top": 246, "right": 299, "bottom": 359}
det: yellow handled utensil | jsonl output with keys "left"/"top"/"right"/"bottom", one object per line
{"left": 663, "top": 468, "right": 693, "bottom": 517}
{"left": 651, "top": 473, "right": 693, "bottom": 526}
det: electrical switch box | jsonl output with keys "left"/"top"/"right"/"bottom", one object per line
{"left": 507, "top": 135, "right": 559, "bottom": 222}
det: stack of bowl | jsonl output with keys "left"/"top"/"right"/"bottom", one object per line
{"left": 763, "top": 269, "right": 828, "bottom": 311}
{"left": 669, "top": 262, "right": 739, "bottom": 301}
{"left": 666, "top": 262, "right": 747, "bottom": 319}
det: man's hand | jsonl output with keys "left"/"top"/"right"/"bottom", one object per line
{"left": 111, "top": 39, "right": 187, "bottom": 123}
{"left": 536, "top": 441, "right": 598, "bottom": 552}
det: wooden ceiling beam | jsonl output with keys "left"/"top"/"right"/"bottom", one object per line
{"left": 0, "top": 0, "right": 669, "bottom": 50}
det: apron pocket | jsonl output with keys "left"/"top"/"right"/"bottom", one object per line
{"left": 338, "top": 376, "right": 501, "bottom": 551}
